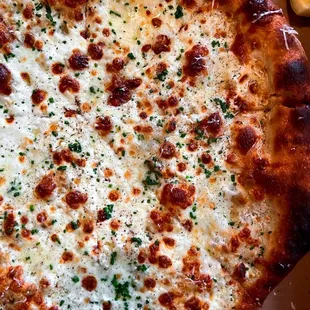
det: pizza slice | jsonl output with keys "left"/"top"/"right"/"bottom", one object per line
{"left": 0, "top": 0, "right": 309, "bottom": 309}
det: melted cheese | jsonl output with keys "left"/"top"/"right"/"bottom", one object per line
{"left": 0, "top": 1, "right": 273, "bottom": 309}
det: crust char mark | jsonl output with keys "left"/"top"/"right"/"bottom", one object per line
{"left": 239, "top": 104, "right": 310, "bottom": 303}
{"left": 218, "top": 0, "right": 310, "bottom": 306}
{"left": 219, "top": 0, "right": 310, "bottom": 105}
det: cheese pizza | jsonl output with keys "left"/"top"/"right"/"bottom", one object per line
{"left": 0, "top": 0, "right": 310, "bottom": 309}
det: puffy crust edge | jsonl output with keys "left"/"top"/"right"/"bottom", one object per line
{"left": 219, "top": 0, "right": 310, "bottom": 105}
{"left": 240, "top": 104, "right": 310, "bottom": 304}
{"left": 219, "top": 0, "right": 310, "bottom": 306}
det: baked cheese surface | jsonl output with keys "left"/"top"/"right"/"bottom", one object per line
{"left": 0, "top": 1, "right": 276, "bottom": 309}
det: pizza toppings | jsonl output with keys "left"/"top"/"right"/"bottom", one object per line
{"left": 156, "top": 62, "right": 168, "bottom": 81}
{"left": 159, "top": 141, "right": 176, "bottom": 159}
{"left": 0, "top": 64, "right": 12, "bottom": 96}
{"left": 236, "top": 126, "right": 258, "bottom": 154}
{"left": 52, "top": 63, "right": 65, "bottom": 75}
{"left": 107, "top": 75, "right": 142, "bottom": 106}
{"left": 81, "top": 275, "right": 97, "bottom": 291}
{"left": 144, "top": 277, "right": 156, "bottom": 289}
{"left": 23, "top": 5, "right": 34, "bottom": 20}
{"left": 62, "top": 251, "right": 74, "bottom": 262}
{"left": 158, "top": 291, "right": 175, "bottom": 307}
{"left": 31, "top": 89, "right": 47, "bottom": 105}
{"left": 252, "top": 8, "right": 283, "bottom": 23}
{"left": 158, "top": 255, "right": 173, "bottom": 268}
{"left": 184, "top": 296, "right": 202, "bottom": 310}
{"left": 196, "top": 112, "right": 223, "bottom": 138}
{"left": 0, "top": 22, "right": 13, "bottom": 46}
{"left": 3, "top": 212, "right": 15, "bottom": 236}
{"left": 280, "top": 25, "right": 299, "bottom": 50}
{"left": 160, "top": 183, "right": 195, "bottom": 210}
{"left": 24, "top": 32, "right": 36, "bottom": 48}
{"left": 183, "top": 45, "right": 209, "bottom": 77}
{"left": 65, "top": 190, "right": 88, "bottom": 209}
{"left": 37, "top": 212, "right": 48, "bottom": 223}
{"left": 87, "top": 43, "right": 104, "bottom": 60}
{"left": 150, "top": 210, "right": 173, "bottom": 232}
{"left": 69, "top": 49, "right": 89, "bottom": 70}
{"left": 94, "top": 116, "right": 113, "bottom": 136}
{"left": 82, "top": 219, "right": 94, "bottom": 233}
{"left": 152, "top": 35, "right": 171, "bottom": 55}
{"left": 0, "top": 0, "right": 308, "bottom": 308}
{"left": 152, "top": 18, "right": 162, "bottom": 28}
{"left": 35, "top": 174, "right": 56, "bottom": 199}
{"left": 107, "top": 58, "right": 125, "bottom": 72}
{"left": 59, "top": 75, "right": 80, "bottom": 93}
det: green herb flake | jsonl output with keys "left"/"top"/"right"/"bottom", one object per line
{"left": 110, "top": 10, "right": 121, "bottom": 17}
{"left": 143, "top": 175, "right": 160, "bottom": 186}
{"left": 156, "top": 69, "right": 168, "bottom": 81}
{"left": 127, "top": 53, "right": 136, "bottom": 60}
{"left": 211, "top": 40, "right": 220, "bottom": 48}
{"left": 68, "top": 140, "right": 82, "bottom": 153}
{"left": 103, "top": 204, "right": 114, "bottom": 220}
{"left": 110, "top": 251, "right": 117, "bottom": 265}
{"left": 111, "top": 275, "right": 131, "bottom": 301}
{"left": 137, "top": 264, "right": 148, "bottom": 272}
{"left": 175, "top": 5, "right": 184, "bottom": 19}
{"left": 71, "top": 221, "right": 79, "bottom": 230}
{"left": 131, "top": 237, "right": 142, "bottom": 247}
{"left": 71, "top": 276, "right": 79, "bottom": 283}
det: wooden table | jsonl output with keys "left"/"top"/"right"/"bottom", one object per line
{"left": 262, "top": 1, "right": 310, "bottom": 309}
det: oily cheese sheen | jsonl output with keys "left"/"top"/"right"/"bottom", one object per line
{"left": 0, "top": 0, "right": 309, "bottom": 309}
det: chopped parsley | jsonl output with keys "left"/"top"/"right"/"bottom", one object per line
{"left": 103, "top": 204, "right": 114, "bottom": 220}
{"left": 213, "top": 97, "right": 229, "bottom": 113}
{"left": 71, "top": 221, "right": 79, "bottom": 230}
{"left": 211, "top": 40, "right": 220, "bottom": 48}
{"left": 110, "top": 10, "right": 121, "bottom": 17}
{"left": 110, "top": 251, "right": 117, "bottom": 265}
{"left": 143, "top": 175, "right": 160, "bottom": 186}
{"left": 72, "top": 276, "right": 79, "bottom": 283}
{"left": 156, "top": 69, "right": 168, "bottom": 81}
{"left": 4, "top": 53, "right": 16, "bottom": 62}
{"left": 137, "top": 264, "right": 148, "bottom": 272}
{"left": 175, "top": 5, "right": 184, "bottom": 19}
{"left": 131, "top": 237, "right": 142, "bottom": 247}
{"left": 7, "top": 178, "right": 21, "bottom": 197}
{"left": 127, "top": 53, "right": 136, "bottom": 60}
{"left": 46, "top": 5, "right": 56, "bottom": 26}
{"left": 111, "top": 275, "right": 131, "bottom": 301}
{"left": 68, "top": 140, "right": 82, "bottom": 153}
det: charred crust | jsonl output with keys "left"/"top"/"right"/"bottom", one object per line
{"left": 220, "top": 0, "right": 310, "bottom": 105}
{"left": 231, "top": 33, "right": 249, "bottom": 64}
{"left": 285, "top": 186, "right": 310, "bottom": 260}
{"left": 274, "top": 58, "right": 310, "bottom": 104}
{"left": 239, "top": 0, "right": 278, "bottom": 23}
{"left": 234, "top": 287, "right": 259, "bottom": 310}
{"left": 240, "top": 104, "right": 310, "bottom": 302}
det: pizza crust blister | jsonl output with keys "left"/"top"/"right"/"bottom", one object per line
{"left": 0, "top": 0, "right": 309, "bottom": 309}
